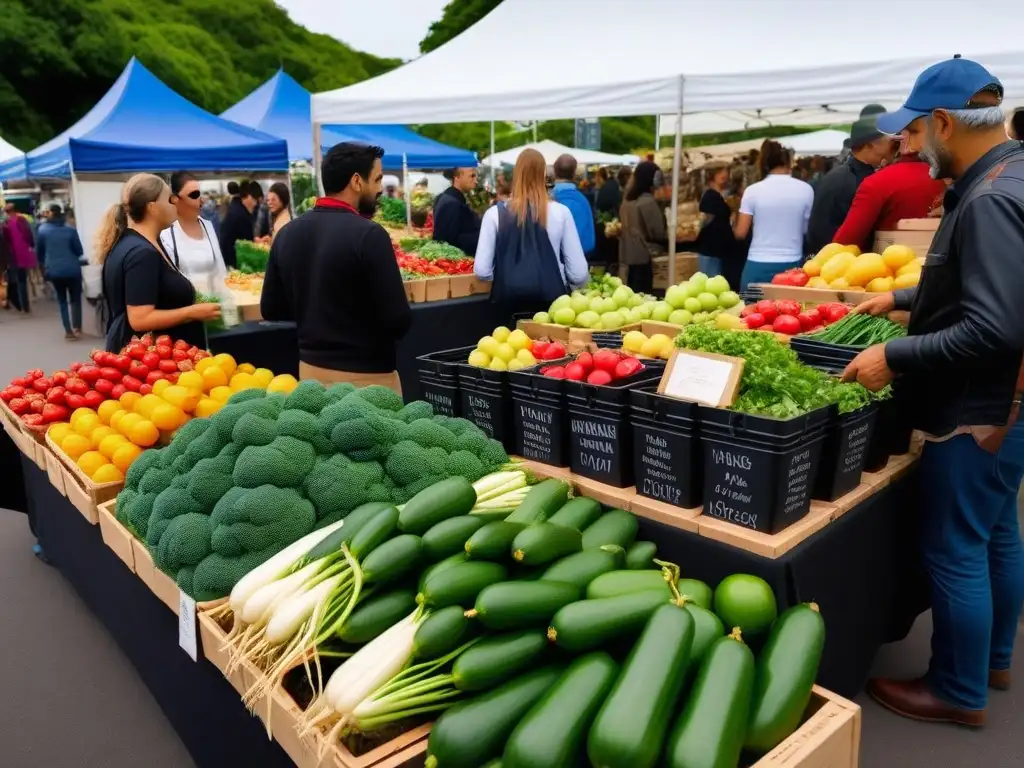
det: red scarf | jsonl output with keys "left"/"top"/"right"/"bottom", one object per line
{"left": 314, "top": 197, "right": 366, "bottom": 217}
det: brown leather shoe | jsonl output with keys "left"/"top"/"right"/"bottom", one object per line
{"left": 867, "top": 677, "right": 986, "bottom": 727}
{"left": 990, "top": 669, "right": 1011, "bottom": 691}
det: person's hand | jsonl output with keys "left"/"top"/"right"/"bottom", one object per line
{"left": 189, "top": 302, "right": 222, "bottom": 322}
{"left": 851, "top": 292, "right": 895, "bottom": 317}
{"left": 842, "top": 343, "right": 893, "bottom": 392}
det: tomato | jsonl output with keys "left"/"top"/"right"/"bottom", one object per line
{"left": 176, "top": 360, "right": 193, "bottom": 372}
{"left": 83, "top": 390, "right": 105, "bottom": 409}
{"left": 193, "top": 350, "right": 211, "bottom": 360}
{"left": 575, "top": 352, "right": 594, "bottom": 373}
{"left": 26, "top": 369, "right": 44, "bottom": 381}
{"left": 155, "top": 335, "right": 172, "bottom": 348}
{"left": 139, "top": 383, "right": 153, "bottom": 395}
{"left": 42, "top": 403, "right": 69, "bottom": 423}
{"left": 544, "top": 342, "right": 566, "bottom": 360}
{"left": 531, "top": 342, "right": 550, "bottom": 359}
{"left": 45, "top": 387, "right": 66, "bottom": 405}
{"left": 173, "top": 339, "right": 190, "bottom": 351}
{"left": 186, "top": 346, "right": 201, "bottom": 360}
{"left": 145, "top": 371, "right": 165, "bottom": 385}
{"left": 65, "top": 393, "right": 87, "bottom": 410}
{"left": 28, "top": 399, "right": 45, "bottom": 414}
{"left": 773, "top": 315, "right": 802, "bottom": 335}
{"left": 543, "top": 366, "right": 566, "bottom": 379}
{"left": 592, "top": 349, "right": 620, "bottom": 373}
{"left": 789, "top": 270, "right": 810, "bottom": 287}
{"left": 740, "top": 304, "right": 755, "bottom": 317}
{"left": 77, "top": 365, "right": 101, "bottom": 383}
{"left": 564, "top": 362, "right": 586, "bottom": 381}
{"left": 139, "top": 333, "right": 154, "bottom": 347}
{"left": 128, "top": 361, "right": 150, "bottom": 380}
{"left": 776, "top": 300, "right": 801, "bottom": 317}
{"left": 51, "top": 371, "right": 69, "bottom": 386}
{"left": 31, "top": 377, "right": 51, "bottom": 393}
{"left": 113, "top": 354, "right": 132, "bottom": 372}
{"left": 94, "top": 378, "right": 114, "bottom": 395}
{"left": 587, "top": 369, "right": 613, "bottom": 385}
{"left": 8, "top": 398, "right": 28, "bottom": 415}
{"left": 142, "top": 351, "right": 160, "bottom": 369}
{"left": 796, "top": 313, "right": 817, "bottom": 331}
{"left": 126, "top": 342, "right": 146, "bottom": 360}
{"left": 744, "top": 312, "right": 766, "bottom": 329}
{"left": 110, "top": 384, "right": 126, "bottom": 399}
{"left": 22, "top": 414, "right": 45, "bottom": 427}
{"left": 172, "top": 349, "right": 188, "bottom": 362}
{"left": 121, "top": 376, "right": 142, "bottom": 392}
{"left": 91, "top": 350, "right": 109, "bottom": 365}
{"left": 155, "top": 344, "right": 172, "bottom": 360}
{"left": 99, "top": 367, "right": 121, "bottom": 382}
{"left": 158, "top": 359, "right": 178, "bottom": 373}
{"left": 614, "top": 357, "right": 644, "bottom": 379}
{"left": 65, "top": 377, "right": 90, "bottom": 395}
{"left": 70, "top": 362, "right": 82, "bottom": 372}
{"left": 1, "top": 385, "right": 24, "bottom": 401}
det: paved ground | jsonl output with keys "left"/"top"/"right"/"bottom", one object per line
{"left": 0, "top": 299, "right": 1021, "bottom": 768}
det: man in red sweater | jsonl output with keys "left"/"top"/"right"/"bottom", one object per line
{"left": 832, "top": 153, "right": 946, "bottom": 251}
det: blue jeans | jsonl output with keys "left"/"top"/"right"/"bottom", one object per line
{"left": 50, "top": 276, "right": 82, "bottom": 333}
{"left": 698, "top": 254, "right": 722, "bottom": 278}
{"left": 740, "top": 260, "right": 802, "bottom": 291}
{"left": 919, "top": 425, "right": 1024, "bottom": 710}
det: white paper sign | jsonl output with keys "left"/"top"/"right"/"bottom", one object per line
{"left": 178, "top": 590, "right": 198, "bottom": 662}
{"left": 662, "top": 351, "right": 740, "bottom": 406}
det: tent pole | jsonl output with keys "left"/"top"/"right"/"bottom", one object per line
{"left": 667, "top": 77, "right": 684, "bottom": 285}
{"left": 313, "top": 123, "right": 325, "bottom": 196}
{"left": 655, "top": 115, "right": 661, "bottom": 152}
{"left": 68, "top": 160, "right": 84, "bottom": 257}
{"left": 489, "top": 121, "right": 496, "bottom": 190}
{"left": 403, "top": 153, "right": 412, "bottom": 231}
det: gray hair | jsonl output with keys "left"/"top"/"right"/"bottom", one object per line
{"left": 945, "top": 105, "right": 1006, "bottom": 130}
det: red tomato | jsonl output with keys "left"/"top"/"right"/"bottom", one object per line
{"left": 11, "top": 376, "right": 33, "bottom": 388}
{"left": 22, "top": 414, "right": 45, "bottom": 427}
{"left": 1, "top": 385, "right": 25, "bottom": 401}
{"left": 155, "top": 335, "right": 172, "bottom": 348}
{"left": 126, "top": 342, "right": 147, "bottom": 360}
{"left": 773, "top": 315, "right": 802, "bottom": 335}
{"left": 564, "top": 362, "right": 586, "bottom": 381}
{"left": 167, "top": 373, "right": 179, "bottom": 384}
{"left": 65, "top": 393, "right": 87, "bottom": 410}
{"left": 100, "top": 367, "right": 122, "bottom": 382}
{"left": 145, "top": 371, "right": 165, "bottom": 385}
{"left": 587, "top": 369, "right": 613, "bottom": 386}
{"left": 93, "top": 378, "right": 114, "bottom": 395}
{"left": 796, "top": 313, "right": 817, "bottom": 331}
{"left": 531, "top": 342, "right": 550, "bottom": 359}
{"left": 193, "top": 350, "right": 211, "bottom": 360}
{"left": 51, "top": 371, "right": 69, "bottom": 385}
{"left": 142, "top": 351, "right": 160, "bottom": 369}
{"left": 42, "top": 403, "right": 69, "bottom": 423}
{"left": 121, "top": 376, "right": 142, "bottom": 393}
{"left": 592, "top": 349, "right": 620, "bottom": 373}
{"left": 614, "top": 357, "right": 644, "bottom": 379}
{"left": 8, "top": 398, "right": 28, "bottom": 415}
{"left": 77, "top": 365, "right": 102, "bottom": 383}
{"left": 26, "top": 369, "right": 44, "bottom": 381}
{"left": 155, "top": 345, "right": 173, "bottom": 360}
{"left": 139, "top": 383, "right": 153, "bottom": 395}
{"left": 545, "top": 342, "right": 566, "bottom": 360}
{"left": 803, "top": 308, "right": 822, "bottom": 327}
{"left": 128, "top": 361, "right": 150, "bottom": 380}
{"left": 110, "top": 384, "right": 126, "bottom": 399}
{"left": 777, "top": 300, "right": 801, "bottom": 317}
{"left": 158, "top": 359, "right": 178, "bottom": 374}
{"left": 173, "top": 339, "right": 190, "bottom": 352}
{"left": 740, "top": 304, "right": 755, "bottom": 317}
{"left": 113, "top": 354, "right": 131, "bottom": 372}
{"left": 575, "top": 352, "right": 594, "bottom": 373}
{"left": 28, "top": 399, "right": 45, "bottom": 414}
{"left": 186, "top": 346, "right": 201, "bottom": 360}
{"left": 83, "top": 390, "right": 105, "bottom": 409}
{"left": 65, "top": 377, "right": 90, "bottom": 395}
{"left": 70, "top": 362, "right": 82, "bottom": 372}
{"left": 543, "top": 366, "right": 566, "bottom": 379}
{"left": 45, "top": 387, "right": 66, "bottom": 405}
{"left": 744, "top": 312, "right": 766, "bottom": 329}
{"left": 139, "top": 333, "right": 154, "bottom": 347}
{"left": 32, "top": 377, "right": 52, "bottom": 393}
{"left": 176, "top": 360, "right": 194, "bottom": 372}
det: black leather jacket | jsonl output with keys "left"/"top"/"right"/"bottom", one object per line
{"left": 886, "top": 141, "right": 1024, "bottom": 436}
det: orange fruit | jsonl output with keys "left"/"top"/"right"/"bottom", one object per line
{"left": 108, "top": 410, "right": 128, "bottom": 433}
{"left": 229, "top": 372, "right": 256, "bottom": 392}
{"left": 150, "top": 402, "right": 186, "bottom": 431}
{"left": 161, "top": 385, "right": 201, "bottom": 413}
{"left": 119, "top": 391, "right": 142, "bottom": 411}
{"left": 116, "top": 412, "right": 143, "bottom": 437}
{"left": 194, "top": 357, "right": 219, "bottom": 375}
{"left": 91, "top": 463, "right": 124, "bottom": 484}
{"left": 98, "top": 433, "right": 129, "bottom": 460}
{"left": 236, "top": 362, "right": 255, "bottom": 375}
{"left": 267, "top": 373, "right": 298, "bottom": 394}
{"left": 201, "top": 365, "right": 228, "bottom": 391}
{"left": 194, "top": 398, "right": 224, "bottom": 418}
{"left": 73, "top": 412, "right": 101, "bottom": 437}
{"left": 48, "top": 422, "right": 73, "bottom": 445}
{"left": 97, "top": 400, "right": 123, "bottom": 425}
{"left": 70, "top": 407, "right": 96, "bottom": 427}
{"left": 76, "top": 450, "right": 108, "bottom": 477}
{"left": 90, "top": 425, "right": 118, "bottom": 450}
{"left": 60, "top": 433, "right": 92, "bottom": 460}
{"left": 213, "top": 353, "right": 237, "bottom": 377}
{"left": 209, "top": 385, "right": 232, "bottom": 403}
{"left": 134, "top": 394, "right": 164, "bottom": 419}
{"left": 128, "top": 419, "right": 159, "bottom": 448}
{"left": 152, "top": 378, "right": 171, "bottom": 396}
{"left": 251, "top": 368, "right": 274, "bottom": 387}
{"left": 111, "top": 443, "right": 142, "bottom": 474}
{"left": 177, "top": 371, "right": 204, "bottom": 392}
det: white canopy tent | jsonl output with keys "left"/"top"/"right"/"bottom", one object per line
{"left": 0, "top": 136, "right": 20, "bottom": 163}
{"left": 690, "top": 129, "right": 851, "bottom": 164}
{"left": 480, "top": 139, "right": 638, "bottom": 168}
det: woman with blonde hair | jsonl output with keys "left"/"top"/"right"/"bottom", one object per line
{"left": 98, "top": 173, "right": 220, "bottom": 353}
{"left": 474, "top": 148, "right": 588, "bottom": 315}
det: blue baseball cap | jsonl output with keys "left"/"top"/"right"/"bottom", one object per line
{"left": 877, "top": 55, "right": 1003, "bottom": 134}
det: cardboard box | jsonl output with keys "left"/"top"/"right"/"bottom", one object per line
{"left": 97, "top": 499, "right": 136, "bottom": 571}
{"left": 43, "top": 442, "right": 67, "bottom": 496}
{"left": 404, "top": 279, "right": 427, "bottom": 303}
{"left": 697, "top": 501, "right": 836, "bottom": 559}
{"left": 131, "top": 539, "right": 181, "bottom": 614}
{"left": 872, "top": 229, "right": 934, "bottom": 256}
{"left": 469, "top": 277, "right": 491, "bottom": 296}
{"left": 0, "top": 401, "right": 47, "bottom": 469}
{"left": 46, "top": 432, "right": 122, "bottom": 525}
{"left": 652, "top": 252, "right": 699, "bottom": 289}
{"left": 424, "top": 277, "right": 451, "bottom": 302}
{"left": 896, "top": 217, "right": 940, "bottom": 231}
{"left": 447, "top": 274, "right": 474, "bottom": 298}
{"left": 754, "top": 686, "right": 861, "bottom": 768}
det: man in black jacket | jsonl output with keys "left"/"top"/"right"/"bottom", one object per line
{"left": 261, "top": 143, "right": 411, "bottom": 393}
{"left": 433, "top": 167, "right": 481, "bottom": 255}
{"left": 844, "top": 57, "right": 1024, "bottom": 729}
{"left": 218, "top": 182, "right": 257, "bottom": 269}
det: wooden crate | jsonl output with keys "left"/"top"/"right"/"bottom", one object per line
{"left": 873, "top": 228, "right": 934, "bottom": 256}
{"left": 753, "top": 284, "right": 884, "bottom": 305}
{"left": 861, "top": 452, "right": 918, "bottom": 490}
{"left": 754, "top": 685, "right": 861, "bottom": 768}
{"left": 516, "top": 319, "right": 642, "bottom": 344}
{"left": 630, "top": 493, "right": 702, "bottom": 533}
{"left": 424, "top": 277, "right": 451, "bottom": 302}
{"left": 131, "top": 539, "right": 181, "bottom": 614}
{"left": 97, "top": 499, "right": 136, "bottom": 571}
{"left": 404, "top": 279, "right": 427, "bottom": 303}
{"left": 42, "top": 440, "right": 67, "bottom": 496}
{"left": 0, "top": 400, "right": 47, "bottom": 469}
{"left": 697, "top": 500, "right": 837, "bottom": 559}
{"left": 469, "top": 277, "right": 491, "bottom": 296}
{"left": 45, "top": 432, "right": 122, "bottom": 525}
{"left": 196, "top": 609, "right": 249, "bottom": 697}
{"left": 447, "top": 274, "right": 474, "bottom": 298}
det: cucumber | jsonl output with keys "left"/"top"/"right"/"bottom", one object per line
{"left": 586, "top": 569, "right": 671, "bottom": 600}
{"left": 625, "top": 540, "right": 658, "bottom": 570}
{"left": 399, "top": 476, "right": 477, "bottom": 535}
{"left": 418, "top": 552, "right": 467, "bottom": 592}
{"left": 422, "top": 516, "right": 486, "bottom": 562}
{"left": 413, "top": 605, "right": 476, "bottom": 660}
{"left": 471, "top": 581, "right": 580, "bottom": 631}
{"left": 348, "top": 505, "right": 399, "bottom": 559}
{"left": 547, "top": 496, "right": 602, "bottom": 530}
{"left": 418, "top": 561, "right": 509, "bottom": 609}
{"left": 425, "top": 665, "right": 564, "bottom": 768}
{"left": 504, "top": 478, "right": 570, "bottom": 524}
{"left": 548, "top": 589, "right": 671, "bottom": 652}
{"left": 540, "top": 545, "right": 624, "bottom": 590}
{"left": 452, "top": 630, "right": 550, "bottom": 691}
{"left": 465, "top": 521, "right": 526, "bottom": 561}
{"left": 745, "top": 603, "right": 826, "bottom": 754}
{"left": 677, "top": 578, "right": 713, "bottom": 611}
{"left": 684, "top": 603, "right": 725, "bottom": 667}
{"left": 503, "top": 652, "right": 619, "bottom": 768}
{"left": 511, "top": 523, "right": 582, "bottom": 566}
{"left": 469, "top": 507, "right": 516, "bottom": 523}
{"left": 361, "top": 534, "right": 422, "bottom": 585}
{"left": 665, "top": 630, "right": 755, "bottom": 768}
{"left": 339, "top": 589, "right": 417, "bottom": 644}
{"left": 302, "top": 502, "right": 393, "bottom": 561}
{"left": 587, "top": 604, "right": 695, "bottom": 768}
{"left": 581, "top": 508, "right": 638, "bottom": 549}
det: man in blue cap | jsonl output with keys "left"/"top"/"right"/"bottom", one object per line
{"left": 845, "top": 56, "right": 1024, "bottom": 727}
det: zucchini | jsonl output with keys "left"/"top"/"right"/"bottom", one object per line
{"left": 666, "top": 630, "right": 755, "bottom": 768}
{"left": 399, "top": 476, "right": 477, "bottom": 535}
{"left": 625, "top": 540, "right": 658, "bottom": 570}
{"left": 470, "top": 581, "right": 580, "bottom": 631}
{"left": 548, "top": 589, "right": 671, "bottom": 652}
{"left": 547, "top": 496, "right": 602, "bottom": 530}
{"left": 504, "top": 478, "right": 570, "bottom": 524}
{"left": 465, "top": 521, "right": 525, "bottom": 561}
{"left": 745, "top": 603, "right": 826, "bottom": 754}
{"left": 361, "top": 534, "right": 422, "bottom": 586}
{"left": 511, "top": 523, "right": 582, "bottom": 566}
{"left": 452, "top": 630, "right": 550, "bottom": 691}
{"left": 677, "top": 578, "right": 713, "bottom": 611}
{"left": 586, "top": 569, "right": 671, "bottom": 600}
{"left": 339, "top": 589, "right": 417, "bottom": 644}
{"left": 581, "top": 508, "right": 638, "bottom": 549}
{"left": 422, "top": 516, "right": 486, "bottom": 562}
{"left": 348, "top": 505, "right": 399, "bottom": 559}
{"left": 418, "top": 560, "right": 508, "bottom": 609}
{"left": 413, "top": 604, "right": 476, "bottom": 660}
{"left": 587, "top": 604, "right": 694, "bottom": 768}
{"left": 503, "top": 652, "right": 619, "bottom": 768}
{"left": 302, "top": 502, "right": 393, "bottom": 561}
{"left": 684, "top": 603, "right": 725, "bottom": 668}
{"left": 418, "top": 552, "right": 467, "bottom": 592}
{"left": 425, "top": 665, "right": 564, "bottom": 768}
{"left": 469, "top": 507, "right": 515, "bottom": 523}
{"left": 540, "top": 545, "right": 624, "bottom": 590}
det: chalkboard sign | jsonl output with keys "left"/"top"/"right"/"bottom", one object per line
{"left": 633, "top": 422, "right": 702, "bottom": 509}
{"left": 814, "top": 406, "right": 877, "bottom": 501}
{"left": 422, "top": 383, "right": 459, "bottom": 417}
{"left": 514, "top": 400, "right": 567, "bottom": 466}
{"left": 569, "top": 410, "right": 628, "bottom": 486}
{"left": 461, "top": 387, "right": 511, "bottom": 447}
{"left": 659, "top": 349, "right": 744, "bottom": 407}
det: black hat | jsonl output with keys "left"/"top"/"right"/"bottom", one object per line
{"left": 859, "top": 104, "right": 887, "bottom": 118}
{"left": 848, "top": 111, "right": 888, "bottom": 149}
{"left": 47, "top": 202, "right": 62, "bottom": 216}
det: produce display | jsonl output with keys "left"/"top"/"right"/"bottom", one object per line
{"left": 467, "top": 326, "right": 555, "bottom": 372}
{"left": 375, "top": 197, "right": 409, "bottom": 227}
{"left": 394, "top": 238, "right": 474, "bottom": 279}
{"left": 738, "top": 299, "right": 848, "bottom": 336}
{"left": 621, "top": 330, "right": 676, "bottom": 360}
{"left": 797, "top": 243, "right": 923, "bottom": 291}
{"left": 235, "top": 240, "right": 270, "bottom": 274}
{"left": 225, "top": 270, "right": 265, "bottom": 295}
{"left": 536, "top": 348, "right": 647, "bottom": 385}
{"left": 806, "top": 313, "right": 907, "bottom": 347}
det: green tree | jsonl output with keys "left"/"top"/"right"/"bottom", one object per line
{"left": 420, "top": 0, "right": 503, "bottom": 54}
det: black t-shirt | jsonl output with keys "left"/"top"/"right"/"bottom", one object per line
{"left": 696, "top": 189, "right": 736, "bottom": 260}
{"left": 102, "top": 230, "right": 206, "bottom": 352}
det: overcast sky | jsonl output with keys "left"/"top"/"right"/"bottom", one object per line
{"left": 277, "top": 0, "right": 452, "bottom": 61}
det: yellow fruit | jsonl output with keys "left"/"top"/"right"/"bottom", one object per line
{"left": 116, "top": 412, "right": 143, "bottom": 437}
{"left": 60, "top": 433, "right": 92, "bottom": 461}
{"left": 92, "top": 463, "right": 124, "bottom": 484}
{"left": 134, "top": 394, "right": 164, "bottom": 419}
{"left": 506, "top": 329, "right": 531, "bottom": 351}
{"left": 829, "top": 277, "right": 851, "bottom": 290}
{"left": 882, "top": 244, "right": 916, "bottom": 272}
{"left": 128, "top": 419, "right": 159, "bottom": 448}
{"left": 108, "top": 410, "right": 127, "bottom": 433}
{"left": 492, "top": 326, "right": 511, "bottom": 343}
{"left": 177, "top": 371, "right": 204, "bottom": 392}
{"left": 266, "top": 374, "right": 298, "bottom": 394}
{"left": 623, "top": 330, "right": 648, "bottom": 353}
{"left": 802, "top": 259, "right": 822, "bottom": 277}
{"left": 813, "top": 242, "right": 849, "bottom": 262}
{"left": 639, "top": 337, "right": 663, "bottom": 357}
{"left": 77, "top": 450, "right": 108, "bottom": 478}
{"left": 213, "top": 353, "right": 237, "bottom": 377}
{"left": 235, "top": 362, "right": 255, "bottom": 375}
{"left": 844, "top": 253, "right": 890, "bottom": 287}
{"left": 152, "top": 378, "right": 171, "bottom": 395}
{"left": 506, "top": 359, "right": 526, "bottom": 371}
{"left": 649, "top": 334, "right": 674, "bottom": 355}
{"left": 714, "top": 313, "right": 744, "bottom": 331}
{"left": 209, "top": 385, "right": 233, "bottom": 402}
{"left": 251, "top": 368, "right": 274, "bottom": 387}
{"left": 73, "top": 412, "right": 101, "bottom": 437}
{"left": 493, "top": 345, "right": 516, "bottom": 364}
{"left": 468, "top": 350, "right": 491, "bottom": 368}
{"left": 194, "top": 357, "right": 219, "bottom": 375}
{"left": 90, "top": 426, "right": 118, "bottom": 450}
{"left": 515, "top": 349, "right": 537, "bottom": 366}
{"left": 47, "top": 423, "right": 73, "bottom": 445}
{"left": 893, "top": 270, "right": 922, "bottom": 289}
{"left": 477, "top": 336, "right": 500, "bottom": 358}
{"left": 866, "top": 276, "right": 895, "bottom": 293}
{"left": 201, "top": 365, "right": 228, "bottom": 391}
{"left": 820, "top": 252, "right": 856, "bottom": 283}
{"left": 150, "top": 402, "right": 186, "bottom": 431}
{"left": 194, "top": 398, "right": 224, "bottom": 418}
{"left": 97, "top": 399, "right": 123, "bottom": 425}
{"left": 119, "top": 391, "right": 142, "bottom": 411}
{"left": 111, "top": 443, "right": 142, "bottom": 474}
{"left": 897, "top": 259, "right": 925, "bottom": 277}
{"left": 806, "top": 276, "right": 829, "bottom": 289}
{"left": 488, "top": 357, "right": 508, "bottom": 372}
{"left": 230, "top": 372, "right": 256, "bottom": 392}
{"left": 70, "top": 407, "right": 96, "bottom": 427}
{"left": 161, "top": 385, "right": 201, "bottom": 413}
{"left": 98, "top": 433, "right": 129, "bottom": 460}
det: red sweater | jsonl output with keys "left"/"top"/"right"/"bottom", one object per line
{"left": 832, "top": 157, "right": 945, "bottom": 251}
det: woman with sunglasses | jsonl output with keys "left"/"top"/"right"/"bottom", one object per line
{"left": 159, "top": 172, "right": 228, "bottom": 296}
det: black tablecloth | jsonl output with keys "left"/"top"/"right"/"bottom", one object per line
{"left": 1, "top": 428, "right": 27, "bottom": 514}
{"left": 208, "top": 295, "right": 498, "bottom": 401}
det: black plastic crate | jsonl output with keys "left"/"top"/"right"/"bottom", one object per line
{"left": 863, "top": 396, "right": 910, "bottom": 471}
{"left": 813, "top": 403, "right": 879, "bottom": 501}
{"left": 700, "top": 403, "right": 835, "bottom": 441}
{"left": 415, "top": 346, "right": 475, "bottom": 417}
{"left": 590, "top": 331, "right": 626, "bottom": 349}
{"left": 508, "top": 358, "right": 574, "bottom": 467}
{"left": 457, "top": 364, "right": 514, "bottom": 451}
{"left": 630, "top": 386, "right": 702, "bottom": 508}
{"left": 790, "top": 336, "right": 861, "bottom": 366}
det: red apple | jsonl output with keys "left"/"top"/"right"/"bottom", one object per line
{"left": 587, "top": 369, "right": 613, "bottom": 386}
{"left": 592, "top": 349, "right": 620, "bottom": 374}
{"left": 575, "top": 352, "right": 594, "bottom": 373}
{"left": 564, "top": 362, "right": 586, "bottom": 381}
{"left": 543, "top": 366, "right": 566, "bottom": 379}
{"left": 615, "top": 358, "right": 644, "bottom": 379}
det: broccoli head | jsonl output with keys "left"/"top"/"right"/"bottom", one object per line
{"left": 186, "top": 455, "right": 237, "bottom": 511}
{"left": 231, "top": 412, "right": 278, "bottom": 448}
{"left": 180, "top": 424, "right": 229, "bottom": 470}
{"left": 304, "top": 453, "right": 387, "bottom": 519}
{"left": 276, "top": 409, "right": 335, "bottom": 454}
{"left": 445, "top": 450, "right": 486, "bottom": 481}
{"left": 400, "top": 418, "right": 458, "bottom": 452}
{"left": 190, "top": 545, "right": 286, "bottom": 602}
{"left": 124, "top": 449, "right": 165, "bottom": 491}
{"left": 357, "top": 385, "right": 403, "bottom": 412}
{"left": 119, "top": 491, "right": 157, "bottom": 538}
{"left": 209, "top": 485, "right": 315, "bottom": 558}
{"left": 330, "top": 412, "right": 404, "bottom": 457}
{"left": 453, "top": 428, "right": 509, "bottom": 469}
{"left": 284, "top": 380, "right": 331, "bottom": 415}
{"left": 232, "top": 435, "right": 316, "bottom": 489}
{"left": 138, "top": 466, "right": 176, "bottom": 496}
{"left": 434, "top": 416, "right": 479, "bottom": 436}
{"left": 397, "top": 400, "right": 434, "bottom": 424}
{"left": 154, "top": 512, "right": 213, "bottom": 574}
{"left": 176, "top": 565, "right": 196, "bottom": 596}
{"left": 384, "top": 440, "right": 447, "bottom": 487}
{"left": 227, "top": 388, "right": 267, "bottom": 405}
{"left": 146, "top": 487, "right": 207, "bottom": 549}
{"left": 327, "top": 382, "right": 356, "bottom": 402}
{"left": 162, "top": 419, "right": 212, "bottom": 464}
{"left": 211, "top": 396, "right": 281, "bottom": 442}
{"left": 210, "top": 486, "right": 250, "bottom": 528}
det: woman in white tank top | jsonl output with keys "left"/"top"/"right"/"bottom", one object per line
{"left": 159, "top": 171, "right": 228, "bottom": 296}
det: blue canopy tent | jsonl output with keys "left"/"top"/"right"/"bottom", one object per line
{"left": 0, "top": 136, "right": 26, "bottom": 183}
{"left": 221, "top": 70, "right": 476, "bottom": 170}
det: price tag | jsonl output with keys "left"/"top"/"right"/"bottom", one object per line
{"left": 658, "top": 349, "right": 744, "bottom": 407}
{"left": 178, "top": 589, "right": 198, "bottom": 662}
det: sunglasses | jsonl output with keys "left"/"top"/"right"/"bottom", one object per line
{"left": 174, "top": 190, "right": 202, "bottom": 200}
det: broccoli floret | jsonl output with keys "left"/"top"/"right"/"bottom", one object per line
{"left": 232, "top": 436, "right": 316, "bottom": 489}
{"left": 391, "top": 474, "right": 446, "bottom": 505}
{"left": 171, "top": 455, "right": 191, "bottom": 475}
{"left": 317, "top": 398, "right": 362, "bottom": 437}
{"left": 231, "top": 412, "right": 278, "bottom": 448}
{"left": 304, "top": 454, "right": 387, "bottom": 519}
{"left": 438, "top": 416, "right": 479, "bottom": 436}
{"left": 284, "top": 380, "right": 331, "bottom": 414}
{"left": 445, "top": 450, "right": 486, "bottom": 481}
{"left": 189, "top": 545, "right": 284, "bottom": 602}
{"left": 330, "top": 412, "right": 404, "bottom": 457}
{"left": 138, "top": 467, "right": 176, "bottom": 496}
{"left": 397, "top": 400, "right": 434, "bottom": 423}
{"left": 124, "top": 449, "right": 165, "bottom": 491}
{"left": 276, "top": 409, "right": 334, "bottom": 454}
{"left": 162, "top": 419, "right": 211, "bottom": 463}
{"left": 146, "top": 487, "right": 206, "bottom": 549}
{"left": 181, "top": 425, "right": 228, "bottom": 469}
{"left": 401, "top": 418, "right": 457, "bottom": 452}
{"left": 384, "top": 440, "right": 446, "bottom": 487}
{"left": 478, "top": 437, "right": 510, "bottom": 469}
{"left": 454, "top": 429, "right": 489, "bottom": 455}
{"left": 176, "top": 566, "right": 196, "bottom": 596}
{"left": 210, "top": 486, "right": 249, "bottom": 528}
{"left": 120, "top": 491, "right": 157, "bottom": 538}
{"left": 227, "top": 388, "right": 267, "bottom": 405}
{"left": 186, "top": 456, "right": 236, "bottom": 511}
{"left": 115, "top": 487, "right": 138, "bottom": 525}
{"left": 327, "top": 382, "right": 356, "bottom": 401}
{"left": 211, "top": 397, "right": 280, "bottom": 442}
{"left": 357, "top": 385, "right": 403, "bottom": 412}
{"left": 219, "top": 442, "right": 242, "bottom": 461}
{"left": 154, "top": 512, "right": 213, "bottom": 574}
{"left": 209, "top": 485, "right": 315, "bottom": 557}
